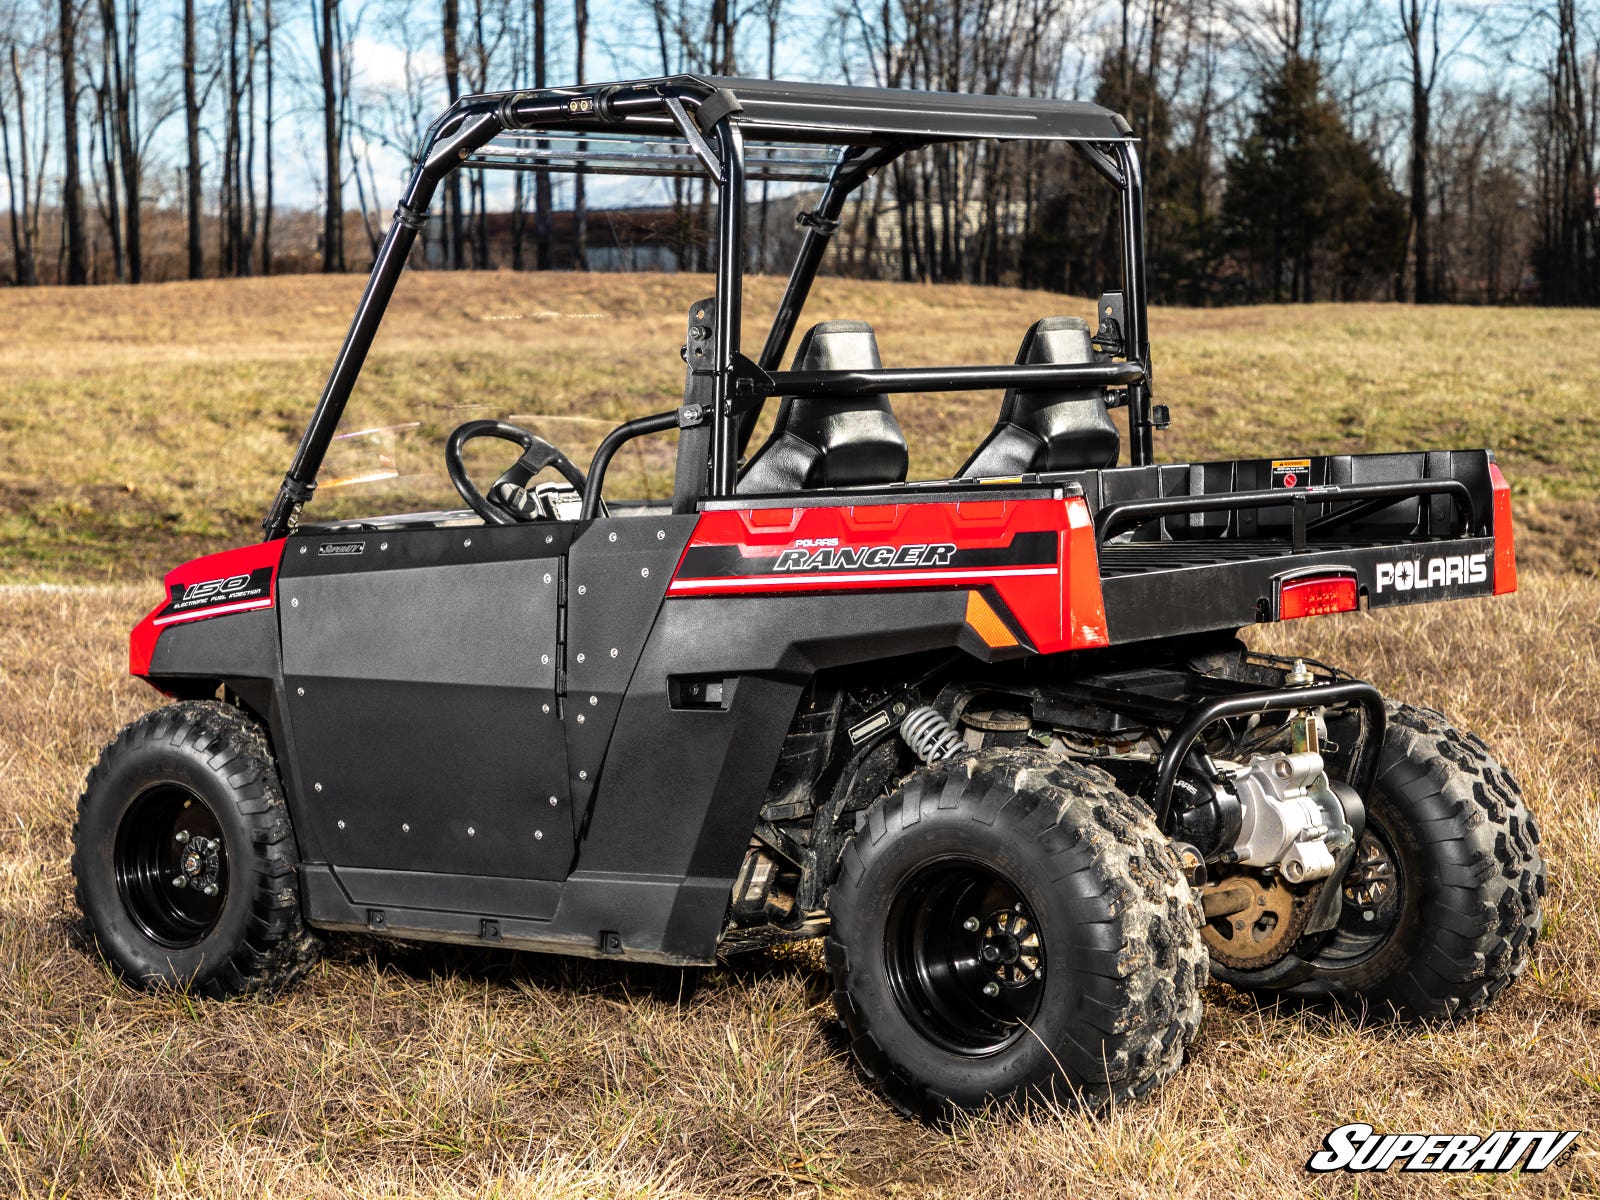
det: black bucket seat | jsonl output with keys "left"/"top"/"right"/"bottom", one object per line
{"left": 958, "top": 316, "right": 1119, "bottom": 477}
{"left": 739, "top": 320, "right": 909, "bottom": 493}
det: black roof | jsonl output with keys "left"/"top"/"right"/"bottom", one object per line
{"left": 455, "top": 75, "right": 1134, "bottom": 150}
{"left": 693, "top": 76, "right": 1134, "bottom": 144}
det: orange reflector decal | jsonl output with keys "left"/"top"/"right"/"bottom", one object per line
{"left": 965, "top": 590, "right": 1019, "bottom": 648}
{"left": 1276, "top": 574, "right": 1359, "bottom": 620}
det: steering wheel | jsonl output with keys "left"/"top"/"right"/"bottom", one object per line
{"left": 445, "top": 419, "right": 588, "bottom": 526}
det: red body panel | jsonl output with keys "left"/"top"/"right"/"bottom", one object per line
{"left": 669, "top": 497, "right": 1110, "bottom": 653}
{"left": 130, "top": 539, "right": 287, "bottom": 677}
{"left": 1489, "top": 463, "right": 1518, "bottom": 596}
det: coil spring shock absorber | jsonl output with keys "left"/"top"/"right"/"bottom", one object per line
{"left": 900, "top": 706, "right": 966, "bottom": 765}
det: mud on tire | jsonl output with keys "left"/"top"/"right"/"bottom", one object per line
{"left": 826, "top": 748, "right": 1207, "bottom": 1117}
{"left": 72, "top": 700, "right": 320, "bottom": 998}
{"left": 1218, "top": 702, "right": 1545, "bottom": 1021}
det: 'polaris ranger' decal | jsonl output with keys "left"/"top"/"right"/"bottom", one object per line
{"left": 666, "top": 497, "right": 1111, "bottom": 655}
{"left": 774, "top": 542, "right": 957, "bottom": 572}
{"left": 672, "top": 530, "right": 1055, "bottom": 589}
{"left": 1374, "top": 552, "right": 1488, "bottom": 593}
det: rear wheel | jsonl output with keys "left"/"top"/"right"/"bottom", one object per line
{"left": 827, "top": 748, "right": 1206, "bottom": 1117}
{"left": 73, "top": 700, "right": 320, "bottom": 998}
{"left": 1216, "top": 703, "right": 1544, "bottom": 1020}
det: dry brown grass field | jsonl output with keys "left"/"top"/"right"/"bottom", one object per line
{"left": 0, "top": 273, "right": 1598, "bottom": 1197}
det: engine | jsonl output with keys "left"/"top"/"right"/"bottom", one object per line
{"left": 1171, "top": 729, "right": 1365, "bottom": 971}
{"left": 1176, "top": 749, "right": 1357, "bottom": 884}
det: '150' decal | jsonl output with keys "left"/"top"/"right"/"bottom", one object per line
{"left": 153, "top": 566, "right": 275, "bottom": 625}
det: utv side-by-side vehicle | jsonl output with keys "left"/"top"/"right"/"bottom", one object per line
{"left": 73, "top": 76, "right": 1544, "bottom": 1115}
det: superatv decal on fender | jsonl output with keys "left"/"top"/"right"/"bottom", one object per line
{"left": 667, "top": 497, "right": 1108, "bottom": 653}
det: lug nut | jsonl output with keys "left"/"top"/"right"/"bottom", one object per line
{"left": 202, "top": 883, "right": 219, "bottom": 897}
{"left": 982, "top": 982, "right": 1000, "bottom": 997}
{"left": 171, "top": 876, "right": 187, "bottom": 889}
{"left": 962, "top": 916, "right": 980, "bottom": 932}
{"left": 174, "top": 830, "right": 190, "bottom": 843}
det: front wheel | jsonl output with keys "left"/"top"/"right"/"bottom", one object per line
{"left": 1217, "top": 703, "right": 1545, "bottom": 1020}
{"left": 72, "top": 700, "right": 320, "bottom": 998}
{"left": 826, "top": 749, "right": 1207, "bottom": 1117}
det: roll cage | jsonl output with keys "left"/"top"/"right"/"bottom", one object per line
{"left": 262, "top": 74, "right": 1156, "bottom": 541}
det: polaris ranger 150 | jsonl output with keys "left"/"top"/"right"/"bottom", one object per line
{"left": 73, "top": 76, "right": 1544, "bottom": 1116}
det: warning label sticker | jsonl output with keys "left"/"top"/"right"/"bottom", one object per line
{"left": 1272, "top": 458, "right": 1311, "bottom": 490}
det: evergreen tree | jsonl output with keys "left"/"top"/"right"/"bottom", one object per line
{"left": 1223, "top": 57, "right": 1406, "bottom": 302}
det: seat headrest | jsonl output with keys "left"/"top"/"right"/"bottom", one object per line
{"left": 791, "top": 319, "right": 883, "bottom": 370}
{"left": 1018, "top": 316, "right": 1094, "bottom": 366}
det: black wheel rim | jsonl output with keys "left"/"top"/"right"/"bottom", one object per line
{"left": 114, "top": 784, "right": 228, "bottom": 948}
{"left": 884, "top": 857, "right": 1046, "bottom": 1056}
{"left": 1316, "top": 813, "right": 1406, "bottom": 968}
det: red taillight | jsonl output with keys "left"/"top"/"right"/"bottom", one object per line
{"left": 1276, "top": 574, "right": 1359, "bottom": 620}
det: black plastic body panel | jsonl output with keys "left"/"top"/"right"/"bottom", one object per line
{"left": 563, "top": 514, "right": 698, "bottom": 835}
{"left": 278, "top": 525, "right": 574, "bottom": 880}
{"left": 579, "top": 590, "right": 968, "bottom": 882}
{"left": 148, "top": 607, "right": 281, "bottom": 680}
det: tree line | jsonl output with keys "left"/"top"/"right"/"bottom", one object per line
{"left": 2, "top": 0, "right": 1598, "bottom": 304}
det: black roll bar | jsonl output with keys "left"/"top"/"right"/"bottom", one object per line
{"left": 579, "top": 409, "right": 680, "bottom": 521}
{"left": 260, "top": 80, "right": 1162, "bottom": 539}
{"left": 1094, "top": 478, "right": 1477, "bottom": 546}
{"left": 767, "top": 360, "right": 1144, "bottom": 399}
{"left": 261, "top": 112, "right": 504, "bottom": 540}
{"left": 1151, "top": 681, "right": 1386, "bottom": 828}
{"left": 1116, "top": 142, "right": 1154, "bottom": 465}
{"left": 709, "top": 118, "right": 746, "bottom": 497}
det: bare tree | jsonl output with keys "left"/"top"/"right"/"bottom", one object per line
{"left": 2, "top": 11, "right": 50, "bottom": 286}
{"left": 442, "top": 0, "right": 463, "bottom": 267}
{"left": 316, "top": 0, "right": 343, "bottom": 271}
{"left": 102, "top": 0, "right": 141, "bottom": 281}
{"left": 533, "top": 0, "right": 551, "bottom": 268}
{"left": 183, "top": 0, "right": 202, "bottom": 277}
{"left": 1396, "top": 0, "right": 1474, "bottom": 302}
{"left": 59, "top": 0, "right": 88, "bottom": 283}
{"left": 261, "top": 0, "right": 273, "bottom": 273}
{"left": 572, "top": 0, "right": 587, "bottom": 269}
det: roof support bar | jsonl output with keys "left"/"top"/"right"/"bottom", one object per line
{"left": 1117, "top": 141, "right": 1155, "bottom": 466}
{"left": 663, "top": 95, "right": 725, "bottom": 183}
{"left": 742, "top": 143, "right": 904, "bottom": 456}
{"left": 708, "top": 117, "right": 746, "bottom": 497}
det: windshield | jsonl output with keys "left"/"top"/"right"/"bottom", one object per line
{"left": 314, "top": 410, "right": 676, "bottom": 522}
